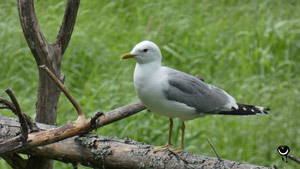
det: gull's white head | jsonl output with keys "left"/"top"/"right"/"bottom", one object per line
{"left": 121, "top": 40, "right": 162, "bottom": 64}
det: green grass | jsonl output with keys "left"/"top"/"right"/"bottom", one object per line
{"left": 1, "top": 0, "right": 300, "bottom": 168}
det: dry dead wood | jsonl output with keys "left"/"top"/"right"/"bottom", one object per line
{"left": 17, "top": 0, "right": 81, "bottom": 168}
{"left": 0, "top": 95, "right": 145, "bottom": 155}
{"left": 0, "top": 115, "right": 269, "bottom": 169}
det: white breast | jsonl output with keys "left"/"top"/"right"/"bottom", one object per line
{"left": 134, "top": 64, "right": 200, "bottom": 121}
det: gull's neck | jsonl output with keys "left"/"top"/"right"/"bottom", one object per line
{"left": 135, "top": 60, "right": 161, "bottom": 73}
{"left": 134, "top": 60, "right": 162, "bottom": 95}
{"left": 134, "top": 60, "right": 162, "bottom": 83}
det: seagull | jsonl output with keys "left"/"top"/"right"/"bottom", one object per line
{"left": 121, "top": 40, "right": 269, "bottom": 153}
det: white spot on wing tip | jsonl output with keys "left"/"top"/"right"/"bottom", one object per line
{"left": 255, "top": 106, "right": 265, "bottom": 112}
{"left": 243, "top": 107, "right": 247, "bottom": 111}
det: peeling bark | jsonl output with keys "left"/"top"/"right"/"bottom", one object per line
{"left": 0, "top": 101, "right": 145, "bottom": 155}
{"left": 0, "top": 115, "right": 269, "bottom": 169}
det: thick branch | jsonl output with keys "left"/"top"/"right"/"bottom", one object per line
{"left": 17, "top": 0, "right": 51, "bottom": 66}
{"left": 0, "top": 101, "right": 145, "bottom": 155}
{"left": 0, "top": 117, "right": 268, "bottom": 168}
{"left": 30, "top": 135, "right": 269, "bottom": 169}
{"left": 54, "top": 0, "right": 80, "bottom": 56}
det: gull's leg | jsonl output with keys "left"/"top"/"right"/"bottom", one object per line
{"left": 181, "top": 121, "right": 185, "bottom": 150}
{"left": 168, "top": 117, "right": 173, "bottom": 146}
{"left": 169, "top": 121, "right": 185, "bottom": 153}
{"left": 154, "top": 118, "right": 173, "bottom": 151}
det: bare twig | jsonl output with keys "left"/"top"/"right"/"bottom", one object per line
{"left": 288, "top": 154, "right": 300, "bottom": 165}
{"left": 206, "top": 137, "right": 221, "bottom": 161}
{"left": 0, "top": 97, "right": 38, "bottom": 132}
{"left": 39, "top": 65, "right": 85, "bottom": 120}
{"left": 5, "top": 89, "right": 22, "bottom": 115}
{"left": 96, "top": 101, "right": 146, "bottom": 126}
{"left": 5, "top": 89, "right": 28, "bottom": 140}
{"left": 0, "top": 98, "right": 17, "bottom": 113}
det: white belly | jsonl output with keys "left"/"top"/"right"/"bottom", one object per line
{"left": 134, "top": 64, "right": 202, "bottom": 121}
{"left": 142, "top": 95, "right": 201, "bottom": 121}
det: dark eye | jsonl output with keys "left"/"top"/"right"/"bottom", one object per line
{"left": 143, "top": 49, "right": 148, "bottom": 52}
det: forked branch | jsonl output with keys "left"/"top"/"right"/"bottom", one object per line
{"left": 0, "top": 64, "right": 145, "bottom": 156}
{"left": 0, "top": 100, "right": 145, "bottom": 156}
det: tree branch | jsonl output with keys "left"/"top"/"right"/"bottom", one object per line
{"left": 16, "top": 1, "right": 79, "bottom": 168}
{"left": 0, "top": 101, "right": 145, "bottom": 156}
{"left": 54, "top": 0, "right": 80, "bottom": 56}
{"left": 0, "top": 92, "right": 39, "bottom": 133}
{"left": 206, "top": 137, "right": 221, "bottom": 161}
{"left": 288, "top": 154, "right": 300, "bottom": 165}
{"left": 0, "top": 116, "right": 269, "bottom": 169}
{"left": 1, "top": 62, "right": 144, "bottom": 166}
{"left": 5, "top": 89, "right": 28, "bottom": 141}
{"left": 0, "top": 98, "right": 17, "bottom": 113}
{"left": 17, "top": 0, "right": 51, "bottom": 66}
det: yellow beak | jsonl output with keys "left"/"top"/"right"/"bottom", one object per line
{"left": 121, "top": 53, "right": 136, "bottom": 60}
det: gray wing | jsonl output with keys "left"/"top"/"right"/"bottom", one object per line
{"left": 163, "top": 68, "right": 235, "bottom": 113}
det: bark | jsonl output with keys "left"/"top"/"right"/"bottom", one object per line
{"left": 16, "top": 0, "right": 80, "bottom": 168}
{"left": 0, "top": 115, "right": 269, "bottom": 169}
{"left": 0, "top": 101, "right": 145, "bottom": 155}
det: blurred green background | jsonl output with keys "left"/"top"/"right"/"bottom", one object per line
{"left": 1, "top": 0, "right": 299, "bottom": 168}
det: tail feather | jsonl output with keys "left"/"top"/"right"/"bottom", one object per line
{"left": 218, "top": 103, "right": 270, "bottom": 115}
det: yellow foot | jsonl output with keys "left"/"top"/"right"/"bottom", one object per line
{"left": 169, "top": 147, "right": 184, "bottom": 153}
{"left": 153, "top": 145, "right": 183, "bottom": 153}
{"left": 153, "top": 144, "right": 171, "bottom": 152}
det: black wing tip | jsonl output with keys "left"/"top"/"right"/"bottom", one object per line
{"left": 218, "top": 104, "right": 270, "bottom": 116}
{"left": 258, "top": 107, "right": 270, "bottom": 115}
{"left": 263, "top": 108, "right": 270, "bottom": 114}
